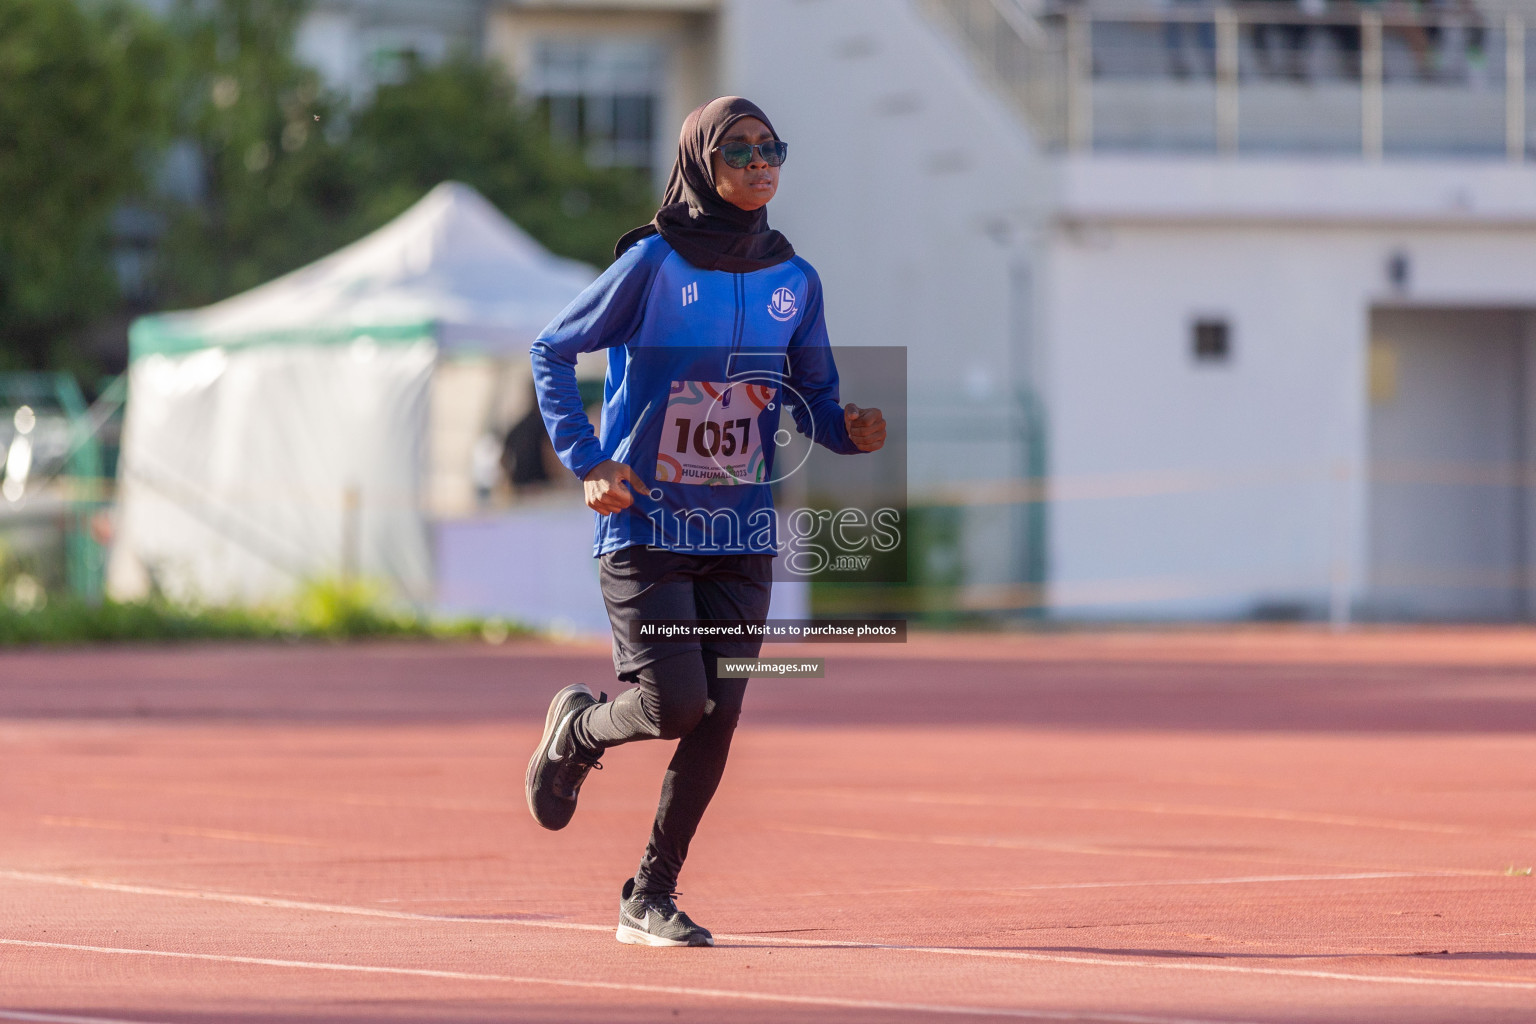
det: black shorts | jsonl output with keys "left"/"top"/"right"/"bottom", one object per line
{"left": 599, "top": 545, "right": 774, "bottom": 679}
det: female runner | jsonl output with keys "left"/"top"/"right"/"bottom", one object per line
{"left": 526, "top": 95, "right": 886, "bottom": 947}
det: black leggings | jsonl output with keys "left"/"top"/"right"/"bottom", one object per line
{"left": 572, "top": 650, "right": 748, "bottom": 895}
{"left": 572, "top": 545, "right": 773, "bottom": 896}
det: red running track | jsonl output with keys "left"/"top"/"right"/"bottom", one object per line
{"left": 1, "top": 630, "right": 1534, "bottom": 1023}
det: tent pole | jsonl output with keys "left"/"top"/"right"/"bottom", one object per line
{"left": 342, "top": 485, "right": 361, "bottom": 584}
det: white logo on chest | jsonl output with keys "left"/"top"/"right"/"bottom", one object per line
{"left": 767, "top": 287, "right": 798, "bottom": 322}
{"left": 682, "top": 282, "right": 698, "bottom": 307}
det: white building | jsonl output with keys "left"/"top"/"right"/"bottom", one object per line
{"left": 295, "top": 0, "right": 488, "bottom": 99}
{"left": 308, "top": 0, "right": 1536, "bottom": 623}
{"left": 691, "top": 0, "right": 1536, "bottom": 623}
{"left": 774, "top": 0, "right": 1536, "bottom": 624}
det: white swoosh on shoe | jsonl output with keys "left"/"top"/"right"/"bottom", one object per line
{"left": 546, "top": 714, "right": 574, "bottom": 762}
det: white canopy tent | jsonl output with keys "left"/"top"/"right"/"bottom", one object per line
{"left": 109, "top": 182, "right": 597, "bottom": 607}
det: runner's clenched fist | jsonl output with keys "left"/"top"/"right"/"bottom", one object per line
{"left": 583, "top": 459, "right": 646, "bottom": 515}
{"left": 844, "top": 403, "right": 886, "bottom": 452}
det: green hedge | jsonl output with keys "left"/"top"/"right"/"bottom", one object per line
{"left": 0, "top": 580, "right": 527, "bottom": 646}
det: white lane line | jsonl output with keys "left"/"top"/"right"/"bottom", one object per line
{"left": 770, "top": 823, "right": 1496, "bottom": 877}
{"left": 0, "top": 870, "right": 608, "bottom": 932}
{"left": 0, "top": 1012, "right": 178, "bottom": 1024}
{"left": 38, "top": 817, "right": 328, "bottom": 848}
{"left": 792, "top": 872, "right": 1444, "bottom": 898}
{"left": 771, "top": 822, "right": 1205, "bottom": 861}
{"left": 0, "top": 940, "right": 1266, "bottom": 1024}
{"left": 773, "top": 942, "right": 1536, "bottom": 992}
{"left": 791, "top": 787, "right": 1536, "bottom": 842}
{"left": 67, "top": 777, "right": 520, "bottom": 814}
{"left": 1003, "top": 872, "right": 1433, "bottom": 891}
{"left": 5, "top": 870, "right": 1534, "bottom": 992}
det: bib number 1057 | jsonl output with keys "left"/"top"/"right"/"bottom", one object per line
{"left": 673, "top": 417, "right": 752, "bottom": 458}
{"left": 654, "top": 380, "right": 776, "bottom": 486}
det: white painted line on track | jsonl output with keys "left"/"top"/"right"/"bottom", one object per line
{"left": 765, "top": 942, "right": 1536, "bottom": 992}
{"left": 792, "top": 872, "right": 1448, "bottom": 899}
{"left": 0, "top": 940, "right": 1267, "bottom": 1024}
{"left": 0, "top": 870, "right": 608, "bottom": 932}
{"left": 38, "top": 816, "right": 328, "bottom": 848}
{"left": 68, "top": 777, "right": 520, "bottom": 814}
{"left": 1005, "top": 872, "right": 1437, "bottom": 891}
{"left": 770, "top": 823, "right": 1496, "bottom": 877}
{"left": 0, "top": 1012, "right": 177, "bottom": 1024}
{"left": 771, "top": 822, "right": 1212, "bottom": 861}
{"left": 5, "top": 871, "right": 1534, "bottom": 993}
{"left": 792, "top": 787, "right": 1536, "bottom": 842}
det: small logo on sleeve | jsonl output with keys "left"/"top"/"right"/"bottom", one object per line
{"left": 682, "top": 282, "right": 699, "bottom": 307}
{"left": 767, "top": 287, "right": 798, "bottom": 321}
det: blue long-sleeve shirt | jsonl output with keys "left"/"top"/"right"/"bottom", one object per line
{"left": 531, "top": 234, "right": 861, "bottom": 556}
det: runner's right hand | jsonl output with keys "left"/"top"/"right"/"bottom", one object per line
{"left": 583, "top": 460, "right": 646, "bottom": 515}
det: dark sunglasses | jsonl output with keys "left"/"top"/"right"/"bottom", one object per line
{"left": 715, "top": 140, "right": 788, "bottom": 169}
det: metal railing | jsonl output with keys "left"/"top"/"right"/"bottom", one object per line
{"left": 920, "top": 0, "right": 1532, "bottom": 159}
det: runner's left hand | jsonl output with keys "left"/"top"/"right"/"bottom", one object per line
{"left": 844, "top": 404, "right": 886, "bottom": 453}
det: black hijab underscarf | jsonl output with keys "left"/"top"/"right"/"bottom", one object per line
{"left": 614, "top": 96, "right": 795, "bottom": 273}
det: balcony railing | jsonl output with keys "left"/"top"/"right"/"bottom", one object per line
{"left": 920, "top": 0, "right": 1533, "bottom": 159}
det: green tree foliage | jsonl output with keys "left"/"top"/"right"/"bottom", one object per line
{"left": 2, "top": 0, "right": 656, "bottom": 368}
{"left": 151, "top": 0, "right": 357, "bottom": 308}
{"left": 0, "top": 0, "right": 167, "bottom": 368}
{"left": 155, "top": 2, "right": 652, "bottom": 308}
{"left": 347, "top": 55, "right": 655, "bottom": 270}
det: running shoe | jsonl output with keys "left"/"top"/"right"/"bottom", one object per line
{"left": 615, "top": 877, "right": 714, "bottom": 947}
{"left": 525, "top": 684, "right": 604, "bottom": 830}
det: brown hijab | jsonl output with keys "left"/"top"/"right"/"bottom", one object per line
{"left": 615, "top": 96, "right": 795, "bottom": 273}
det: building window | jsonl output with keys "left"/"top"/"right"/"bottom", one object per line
{"left": 528, "top": 38, "right": 662, "bottom": 170}
{"left": 1192, "top": 318, "right": 1231, "bottom": 363}
{"left": 364, "top": 29, "right": 451, "bottom": 87}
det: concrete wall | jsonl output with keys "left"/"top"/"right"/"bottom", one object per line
{"left": 1043, "top": 156, "right": 1536, "bottom": 618}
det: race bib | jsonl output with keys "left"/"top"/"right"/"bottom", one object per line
{"left": 655, "top": 380, "right": 777, "bottom": 485}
